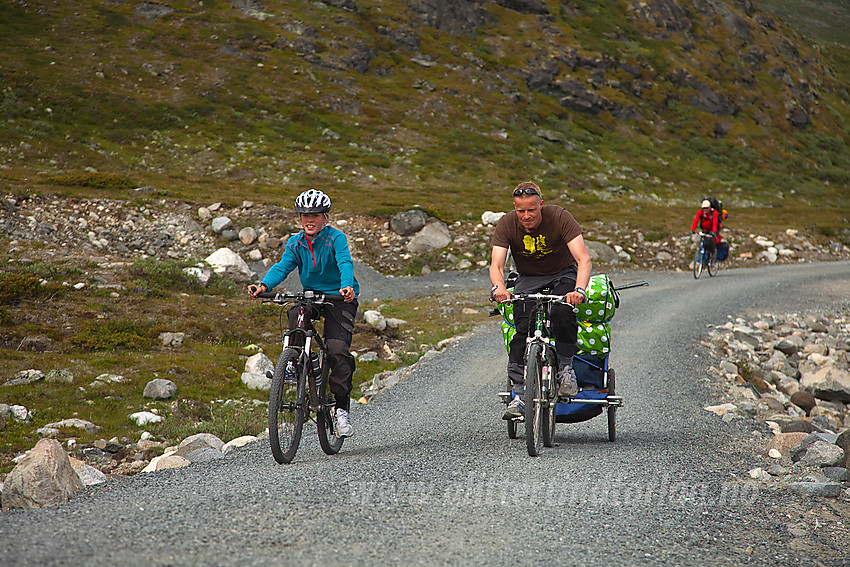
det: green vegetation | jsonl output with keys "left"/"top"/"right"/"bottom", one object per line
{"left": 70, "top": 319, "right": 159, "bottom": 351}
{"left": 0, "top": 0, "right": 847, "bottom": 221}
{"left": 45, "top": 172, "right": 136, "bottom": 190}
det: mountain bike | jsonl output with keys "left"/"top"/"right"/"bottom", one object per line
{"left": 257, "top": 290, "right": 344, "bottom": 464}
{"left": 498, "top": 293, "right": 578, "bottom": 457}
{"left": 693, "top": 232, "right": 719, "bottom": 279}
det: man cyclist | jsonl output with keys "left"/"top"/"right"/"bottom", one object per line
{"left": 690, "top": 199, "right": 729, "bottom": 260}
{"left": 248, "top": 189, "right": 359, "bottom": 437}
{"left": 489, "top": 181, "right": 592, "bottom": 420}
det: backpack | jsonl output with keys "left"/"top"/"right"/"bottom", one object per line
{"left": 703, "top": 196, "right": 728, "bottom": 233}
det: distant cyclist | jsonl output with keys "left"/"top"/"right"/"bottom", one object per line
{"left": 489, "top": 181, "right": 592, "bottom": 419}
{"left": 248, "top": 189, "right": 359, "bottom": 437}
{"left": 690, "top": 199, "right": 729, "bottom": 260}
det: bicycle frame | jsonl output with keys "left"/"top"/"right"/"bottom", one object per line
{"left": 525, "top": 298, "right": 559, "bottom": 400}
{"left": 263, "top": 292, "right": 333, "bottom": 414}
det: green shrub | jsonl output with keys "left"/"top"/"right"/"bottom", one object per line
{"left": 70, "top": 319, "right": 157, "bottom": 351}
{"left": 46, "top": 172, "right": 136, "bottom": 190}
{"left": 0, "top": 272, "right": 40, "bottom": 304}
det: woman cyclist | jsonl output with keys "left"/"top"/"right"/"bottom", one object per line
{"left": 248, "top": 189, "right": 360, "bottom": 437}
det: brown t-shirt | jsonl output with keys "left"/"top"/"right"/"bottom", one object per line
{"left": 492, "top": 205, "right": 583, "bottom": 276}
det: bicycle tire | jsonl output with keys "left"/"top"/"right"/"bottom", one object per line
{"left": 524, "top": 343, "right": 543, "bottom": 457}
{"left": 693, "top": 245, "right": 703, "bottom": 279}
{"left": 268, "top": 348, "right": 306, "bottom": 464}
{"left": 607, "top": 367, "right": 616, "bottom": 442}
{"left": 317, "top": 354, "right": 344, "bottom": 455}
{"left": 541, "top": 350, "right": 557, "bottom": 448}
{"left": 506, "top": 377, "right": 518, "bottom": 439}
{"left": 707, "top": 249, "right": 719, "bottom": 277}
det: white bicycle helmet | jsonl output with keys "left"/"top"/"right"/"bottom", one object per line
{"left": 294, "top": 189, "right": 331, "bottom": 214}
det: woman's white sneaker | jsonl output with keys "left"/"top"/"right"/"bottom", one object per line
{"left": 335, "top": 408, "right": 353, "bottom": 438}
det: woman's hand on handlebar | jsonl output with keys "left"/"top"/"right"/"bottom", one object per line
{"left": 339, "top": 286, "right": 356, "bottom": 302}
{"left": 247, "top": 283, "right": 268, "bottom": 299}
{"left": 335, "top": 286, "right": 354, "bottom": 302}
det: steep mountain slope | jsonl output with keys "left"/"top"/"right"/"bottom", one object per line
{"left": 1, "top": 0, "right": 849, "bottom": 218}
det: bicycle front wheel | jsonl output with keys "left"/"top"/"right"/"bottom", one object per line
{"left": 524, "top": 343, "right": 543, "bottom": 457}
{"left": 317, "top": 358, "right": 344, "bottom": 455}
{"left": 693, "top": 245, "right": 703, "bottom": 279}
{"left": 269, "top": 348, "right": 306, "bottom": 464}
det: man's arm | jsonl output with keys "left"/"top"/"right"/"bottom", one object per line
{"left": 566, "top": 234, "right": 592, "bottom": 304}
{"left": 489, "top": 245, "right": 511, "bottom": 302}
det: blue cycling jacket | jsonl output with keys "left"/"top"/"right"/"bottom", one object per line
{"left": 261, "top": 226, "right": 360, "bottom": 297}
{"left": 261, "top": 226, "right": 359, "bottom": 297}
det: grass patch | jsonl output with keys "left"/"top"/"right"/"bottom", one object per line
{"left": 45, "top": 172, "right": 137, "bottom": 190}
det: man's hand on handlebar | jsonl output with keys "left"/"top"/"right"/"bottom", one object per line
{"left": 565, "top": 290, "right": 585, "bottom": 305}
{"left": 339, "top": 286, "right": 356, "bottom": 303}
{"left": 491, "top": 284, "right": 511, "bottom": 303}
{"left": 247, "top": 283, "right": 268, "bottom": 299}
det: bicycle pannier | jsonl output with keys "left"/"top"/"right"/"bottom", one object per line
{"left": 576, "top": 274, "right": 619, "bottom": 322}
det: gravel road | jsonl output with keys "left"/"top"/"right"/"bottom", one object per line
{"left": 2, "top": 262, "right": 849, "bottom": 566}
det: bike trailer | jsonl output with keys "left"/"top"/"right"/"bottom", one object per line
{"left": 556, "top": 354, "right": 614, "bottom": 423}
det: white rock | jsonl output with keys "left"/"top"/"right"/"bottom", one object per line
{"left": 205, "top": 248, "right": 254, "bottom": 283}
{"left": 363, "top": 310, "right": 387, "bottom": 330}
{"left": 130, "top": 411, "right": 163, "bottom": 426}
{"left": 222, "top": 436, "right": 258, "bottom": 454}
{"left": 481, "top": 211, "right": 505, "bottom": 226}
{"left": 245, "top": 352, "right": 274, "bottom": 375}
{"left": 184, "top": 266, "right": 212, "bottom": 286}
{"left": 768, "top": 448, "right": 783, "bottom": 459}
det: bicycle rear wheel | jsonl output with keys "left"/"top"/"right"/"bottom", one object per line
{"left": 506, "top": 376, "right": 518, "bottom": 439}
{"left": 269, "top": 348, "right": 305, "bottom": 464}
{"left": 317, "top": 357, "right": 344, "bottom": 455}
{"left": 693, "top": 245, "right": 703, "bottom": 279}
{"left": 606, "top": 367, "right": 617, "bottom": 442}
{"left": 524, "top": 343, "right": 543, "bottom": 457}
{"left": 707, "top": 249, "right": 719, "bottom": 277}
{"left": 541, "top": 351, "right": 557, "bottom": 448}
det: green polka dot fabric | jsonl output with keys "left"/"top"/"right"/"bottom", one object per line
{"left": 578, "top": 274, "right": 618, "bottom": 322}
{"left": 498, "top": 297, "right": 516, "bottom": 353}
{"left": 577, "top": 320, "right": 611, "bottom": 356}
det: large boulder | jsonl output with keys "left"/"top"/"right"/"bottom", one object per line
{"left": 406, "top": 221, "right": 452, "bottom": 254}
{"left": 585, "top": 240, "right": 618, "bottom": 263}
{"left": 205, "top": 248, "right": 255, "bottom": 283}
{"left": 2, "top": 439, "right": 84, "bottom": 510}
{"left": 390, "top": 210, "right": 428, "bottom": 236}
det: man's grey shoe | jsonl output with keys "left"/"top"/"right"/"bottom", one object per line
{"left": 558, "top": 365, "right": 578, "bottom": 397}
{"left": 502, "top": 396, "right": 524, "bottom": 420}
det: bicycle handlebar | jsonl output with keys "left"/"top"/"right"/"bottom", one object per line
{"left": 498, "top": 293, "right": 579, "bottom": 314}
{"left": 256, "top": 290, "right": 346, "bottom": 304}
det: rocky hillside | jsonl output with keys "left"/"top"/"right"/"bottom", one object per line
{"left": 1, "top": 0, "right": 849, "bottom": 218}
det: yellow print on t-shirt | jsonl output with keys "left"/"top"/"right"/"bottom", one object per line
{"left": 522, "top": 234, "right": 551, "bottom": 256}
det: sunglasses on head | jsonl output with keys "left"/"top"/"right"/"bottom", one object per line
{"left": 513, "top": 187, "right": 540, "bottom": 197}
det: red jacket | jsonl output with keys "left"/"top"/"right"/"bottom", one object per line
{"left": 691, "top": 209, "right": 722, "bottom": 243}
